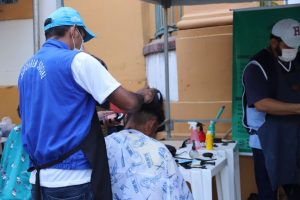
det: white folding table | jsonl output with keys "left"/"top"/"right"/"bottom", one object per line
{"left": 176, "top": 142, "right": 241, "bottom": 200}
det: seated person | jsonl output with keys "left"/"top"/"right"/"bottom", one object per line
{"left": 105, "top": 89, "right": 193, "bottom": 200}
{"left": 0, "top": 125, "right": 31, "bottom": 199}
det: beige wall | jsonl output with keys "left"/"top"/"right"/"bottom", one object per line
{"left": 0, "top": 0, "right": 32, "bottom": 20}
{"left": 0, "top": 86, "right": 20, "bottom": 124}
{"left": 173, "top": 25, "right": 233, "bottom": 137}
{"left": 172, "top": 3, "right": 260, "bottom": 138}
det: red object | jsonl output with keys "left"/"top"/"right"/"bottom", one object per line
{"left": 110, "top": 103, "right": 125, "bottom": 114}
{"left": 197, "top": 123, "right": 206, "bottom": 142}
{"left": 199, "top": 130, "right": 206, "bottom": 142}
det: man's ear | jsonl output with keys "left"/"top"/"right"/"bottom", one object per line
{"left": 69, "top": 25, "right": 77, "bottom": 37}
{"left": 144, "top": 118, "right": 157, "bottom": 136}
{"left": 270, "top": 38, "right": 278, "bottom": 50}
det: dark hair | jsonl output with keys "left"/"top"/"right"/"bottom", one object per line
{"left": 44, "top": 18, "right": 71, "bottom": 39}
{"left": 270, "top": 34, "right": 282, "bottom": 42}
{"left": 76, "top": 26, "right": 86, "bottom": 38}
{"left": 128, "top": 89, "right": 165, "bottom": 132}
{"left": 128, "top": 112, "right": 156, "bottom": 125}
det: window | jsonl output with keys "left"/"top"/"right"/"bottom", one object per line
{"left": 155, "top": 5, "right": 182, "bottom": 38}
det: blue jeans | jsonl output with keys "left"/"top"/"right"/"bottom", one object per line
{"left": 31, "top": 183, "right": 94, "bottom": 200}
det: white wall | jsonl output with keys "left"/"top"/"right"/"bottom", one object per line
{"left": 0, "top": 19, "right": 34, "bottom": 86}
{"left": 0, "top": 1, "right": 59, "bottom": 86}
{"left": 146, "top": 51, "right": 179, "bottom": 101}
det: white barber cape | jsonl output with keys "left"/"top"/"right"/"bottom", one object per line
{"left": 105, "top": 129, "right": 193, "bottom": 200}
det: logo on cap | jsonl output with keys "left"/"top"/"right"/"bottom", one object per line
{"left": 71, "top": 16, "right": 81, "bottom": 23}
{"left": 294, "top": 26, "right": 300, "bottom": 36}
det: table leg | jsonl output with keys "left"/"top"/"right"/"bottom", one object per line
{"left": 219, "top": 164, "right": 232, "bottom": 200}
{"left": 234, "top": 148, "right": 242, "bottom": 200}
{"left": 224, "top": 147, "right": 242, "bottom": 200}
{"left": 216, "top": 172, "right": 223, "bottom": 200}
{"left": 191, "top": 170, "right": 205, "bottom": 200}
{"left": 201, "top": 170, "right": 213, "bottom": 200}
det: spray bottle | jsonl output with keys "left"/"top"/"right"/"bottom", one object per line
{"left": 189, "top": 140, "right": 200, "bottom": 159}
{"left": 197, "top": 122, "right": 206, "bottom": 148}
{"left": 188, "top": 122, "right": 201, "bottom": 150}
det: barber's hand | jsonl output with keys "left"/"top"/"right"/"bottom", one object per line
{"left": 136, "top": 87, "right": 155, "bottom": 104}
{"left": 97, "top": 111, "right": 123, "bottom": 127}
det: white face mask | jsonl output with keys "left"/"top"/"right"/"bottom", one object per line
{"left": 72, "top": 28, "right": 84, "bottom": 51}
{"left": 278, "top": 48, "right": 298, "bottom": 62}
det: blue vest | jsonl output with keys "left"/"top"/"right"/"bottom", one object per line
{"left": 242, "top": 49, "right": 276, "bottom": 132}
{"left": 18, "top": 39, "right": 96, "bottom": 169}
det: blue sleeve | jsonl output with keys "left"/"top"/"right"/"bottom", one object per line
{"left": 243, "top": 63, "right": 271, "bottom": 107}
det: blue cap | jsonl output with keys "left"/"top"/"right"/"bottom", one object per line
{"left": 44, "top": 7, "right": 96, "bottom": 42}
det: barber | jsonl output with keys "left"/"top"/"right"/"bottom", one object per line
{"left": 243, "top": 18, "right": 300, "bottom": 199}
{"left": 18, "top": 7, "right": 154, "bottom": 200}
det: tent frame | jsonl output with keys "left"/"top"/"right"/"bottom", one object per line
{"left": 142, "top": 0, "right": 240, "bottom": 137}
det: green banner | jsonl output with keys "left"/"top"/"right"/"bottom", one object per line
{"left": 232, "top": 5, "right": 300, "bottom": 153}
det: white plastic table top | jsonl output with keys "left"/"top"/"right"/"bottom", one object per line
{"left": 176, "top": 142, "right": 241, "bottom": 200}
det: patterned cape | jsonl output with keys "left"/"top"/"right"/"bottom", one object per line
{"left": 0, "top": 125, "right": 31, "bottom": 199}
{"left": 105, "top": 129, "right": 193, "bottom": 200}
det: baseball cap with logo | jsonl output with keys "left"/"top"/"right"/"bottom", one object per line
{"left": 44, "top": 7, "right": 96, "bottom": 42}
{"left": 272, "top": 18, "right": 300, "bottom": 49}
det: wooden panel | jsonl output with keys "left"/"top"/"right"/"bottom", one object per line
{"left": 0, "top": 0, "right": 32, "bottom": 20}
{"left": 239, "top": 156, "right": 257, "bottom": 200}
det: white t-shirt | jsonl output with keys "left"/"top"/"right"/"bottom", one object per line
{"left": 30, "top": 52, "right": 121, "bottom": 187}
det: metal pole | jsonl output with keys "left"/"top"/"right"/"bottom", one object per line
{"left": 163, "top": 4, "right": 172, "bottom": 138}
{"left": 33, "top": 0, "right": 40, "bottom": 53}
{"left": 170, "top": 6, "right": 174, "bottom": 26}
{"left": 56, "top": 0, "right": 64, "bottom": 8}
